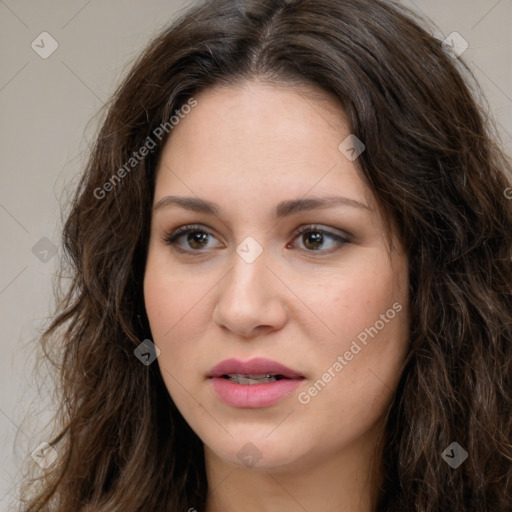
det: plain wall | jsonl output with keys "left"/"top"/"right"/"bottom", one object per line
{"left": 1, "top": 0, "right": 511, "bottom": 509}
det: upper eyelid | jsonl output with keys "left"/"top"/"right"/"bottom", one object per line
{"left": 166, "top": 223, "right": 346, "bottom": 236}
{"left": 163, "top": 223, "right": 350, "bottom": 246}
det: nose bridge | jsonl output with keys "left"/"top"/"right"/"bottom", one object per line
{"left": 213, "top": 234, "right": 286, "bottom": 336}
{"left": 228, "top": 234, "right": 271, "bottom": 296}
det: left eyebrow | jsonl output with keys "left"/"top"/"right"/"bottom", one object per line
{"left": 152, "top": 195, "right": 371, "bottom": 217}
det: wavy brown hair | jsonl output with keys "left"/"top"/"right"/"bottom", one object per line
{"left": 18, "top": 0, "right": 512, "bottom": 510}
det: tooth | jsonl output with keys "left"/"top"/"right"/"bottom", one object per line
{"left": 225, "top": 373, "right": 279, "bottom": 384}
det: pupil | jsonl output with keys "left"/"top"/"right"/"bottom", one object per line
{"left": 304, "top": 231, "right": 322, "bottom": 250}
{"left": 188, "top": 232, "right": 208, "bottom": 248}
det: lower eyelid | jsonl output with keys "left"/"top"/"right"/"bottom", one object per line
{"left": 162, "top": 227, "right": 219, "bottom": 247}
{"left": 291, "top": 232, "right": 349, "bottom": 251}
{"left": 162, "top": 225, "right": 350, "bottom": 252}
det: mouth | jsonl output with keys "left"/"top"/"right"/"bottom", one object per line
{"left": 220, "top": 373, "right": 290, "bottom": 384}
{"left": 207, "top": 357, "right": 304, "bottom": 381}
{"left": 207, "top": 358, "right": 305, "bottom": 408}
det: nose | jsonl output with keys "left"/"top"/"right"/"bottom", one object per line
{"left": 212, "top": 245, "right": 287, "bottom": 338}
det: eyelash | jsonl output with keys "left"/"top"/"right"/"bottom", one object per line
{"left": 161, "top": 223, "right": 350, "bottom": 255}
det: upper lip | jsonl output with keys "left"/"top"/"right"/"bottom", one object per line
{"left": 207, "top": 357, "right": 304, "bottom": 379}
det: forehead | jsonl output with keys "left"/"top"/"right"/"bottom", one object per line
{"left": 163, "top": 80, "right": 350, "bottom": 153}
{"left": 154, "top": 81, "right": 373, "bottom": 208}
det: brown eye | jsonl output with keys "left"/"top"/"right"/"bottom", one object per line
{"left": 163, "top": 224, "right": 222, "bottom": 252}
{"left": 162, "top": 223, "right": 350, "bottom": 255}
{"left": 185, "top": 231, "right": 210, "bottom": 249}
{"left": 302, "top": 230, "right": 324, "bottom": 250}
{"left": 290, "top": 225, "right": 350, "bottom": 253}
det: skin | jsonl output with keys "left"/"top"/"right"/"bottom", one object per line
{"left": 143, "top": 80, "right": 410, "bottom": 512}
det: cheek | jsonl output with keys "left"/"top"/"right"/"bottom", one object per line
{"left": 143, "top": 256, "right": 202, "bottom": 372}
{"left": 143, "top": 245, "right": 206, "bottom": 338}
{"left": 301, "top": 253, "right": 408, "bottom": 413}
{"left": 144, "top": 273, "right": 178, "bottom": 338}
{"left": 305, "top": 249, "right": 406, "bottom": 344}
{"left": 143, "top": 252, "right": 225, "bottom": 410}
{"left": 143, "top": 272, "right": 196, "bottom": 408}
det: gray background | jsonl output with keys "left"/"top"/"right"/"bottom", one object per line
{"left": 1, "top": 0, "right": 511, "bottom": 509}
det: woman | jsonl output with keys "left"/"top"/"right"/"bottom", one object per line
{"left": 20, "top": 0, "right": 512, "bottom": 510}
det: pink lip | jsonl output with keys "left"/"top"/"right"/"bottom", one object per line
{"left": 207, "top": 357, "right": 303, "bottom": 379}
{"left": 207, "top": 357, "right": 305, "bottom": 408}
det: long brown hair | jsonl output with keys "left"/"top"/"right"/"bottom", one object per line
{"left": 19, "top": 0, "right": 512, "bottom": 510}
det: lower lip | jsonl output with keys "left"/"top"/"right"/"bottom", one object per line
{"left": 209, "top": 377, "right": 304, "bottom": 408}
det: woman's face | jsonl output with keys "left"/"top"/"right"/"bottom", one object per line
{"left": 144, "top": 80, "right": 409, "bottom": 473}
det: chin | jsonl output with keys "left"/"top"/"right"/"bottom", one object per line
{"left": 206, "top": 434, "right": 311, "bottom": 473}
